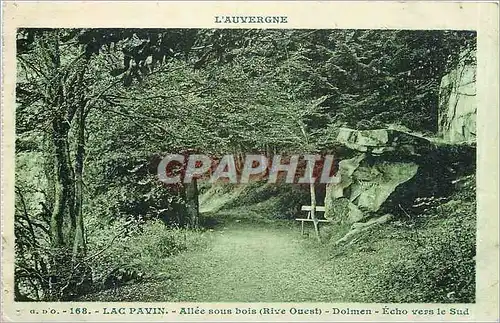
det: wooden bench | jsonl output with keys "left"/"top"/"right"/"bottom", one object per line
{"left": 295, "top": 205, "right": 330, "bottom": 235}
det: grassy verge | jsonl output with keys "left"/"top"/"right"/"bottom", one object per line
{"left": 305, "top": 175, "right": 476, "bottom": 303}
{"left": 79, "top": 219, "right": 212, "bottom": 301}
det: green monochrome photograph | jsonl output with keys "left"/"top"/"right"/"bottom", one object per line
{"left": 13, "top": 27, "right": 478, "bottom": 304}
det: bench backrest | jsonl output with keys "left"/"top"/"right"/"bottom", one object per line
{"left": 301, "top": 205, "right": 325, "bottom": 212}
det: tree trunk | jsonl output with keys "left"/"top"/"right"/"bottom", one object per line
{"left": 50, "top": 117, "right": 75, "bottom": 247}
{"left": 185, "top": 178, "right": 199, "bottom": 229}
{"left": 310, "top": 182, "right": 321, "bottom": 242}
{"left": 72, "top": 104, "right": 87, "bottom": 258}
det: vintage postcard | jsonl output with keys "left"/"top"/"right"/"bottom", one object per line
{"left": 1, "top": 1, "right": 499, "bottom": 322}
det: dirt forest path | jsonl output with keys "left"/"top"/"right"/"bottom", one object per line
{"left": 160, "top": 222, "right": 348, "bottom": 302}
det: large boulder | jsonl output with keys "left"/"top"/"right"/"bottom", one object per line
{"left": 325, "top": 153, "right": 419, "bottom": 224}
{"left": 326, "top": 128, "right": 438, "bottom": 225}
{"left": 336, "top": 128, "right": 431, "bottom": 156}
{"left": 438, "top": 50, "right": 476, "bottom": 143}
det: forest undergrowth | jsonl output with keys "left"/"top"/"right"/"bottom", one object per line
{"left": 79, "top": 175, "right": 475, "bottom": 303}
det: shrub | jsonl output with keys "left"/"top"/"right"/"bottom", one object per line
{"left": 371, "top": 193, "right": 476, "bottom": 303}
{"left": 85, "top": 219, "right": 208, "bottom": 295}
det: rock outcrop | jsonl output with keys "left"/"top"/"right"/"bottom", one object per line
{"left": 324, "top": 51, "right": 477, "bottom": 244}
{"left": 438, "top": 50, "right": 476, "bottom": 143}
{"left": 326, "top": 128, "right": 432, "bottom": 225}
{"left": 336, "top": 128, "right": 431, "bottom": 156}
{"left": 334, "top": 214, "right": 394, "bottom": 246}
{"left": 325, "top": 128, "right": 473, "bottom": 245}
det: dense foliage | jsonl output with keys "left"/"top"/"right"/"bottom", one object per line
{"left": 15, "top": 28, "right": 476, "bottom": 301}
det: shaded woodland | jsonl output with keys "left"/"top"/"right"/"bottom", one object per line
{"left": 15, "top": 29, "right": 476, "bottom": 302}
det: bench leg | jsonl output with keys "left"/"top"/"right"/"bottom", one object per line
{"left": 301, "top": 221, "right": 304, "bottom": 235}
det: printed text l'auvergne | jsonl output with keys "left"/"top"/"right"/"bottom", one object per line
{"left": 215, "top": 16, "right": 288, "bottom": 24}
